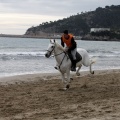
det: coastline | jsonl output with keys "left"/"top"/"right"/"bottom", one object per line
{"left": 0, "top": 34, "right": 81, "bottom": 40}
{"left": 0, "top": 69, "right": 120, "bottom": 119}
{"left": 0, "top": 34, "right": 120, "bottom": 41}
{"left": 0, "top": 34, "right": 54, "bottom": 39}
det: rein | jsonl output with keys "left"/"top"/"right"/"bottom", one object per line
{"left": 54, "top": 51, "right": 69, "bottom": 72}
{"left": 47, "top": 46, "right": 66, "bottom": 57}
{"left": 46, "top": 46, "right": 55, "bottom": 55}
{"left": 54, "top": 51, "right": 65, "bottom": 57}
{"left": 47, "top": 45, "right": 69, "bottom": 71}
{"left": 58, "top": 53, "right": 66, "bottom": 71}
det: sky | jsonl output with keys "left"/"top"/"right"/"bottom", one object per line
{"left": 0, "top": 0, "right": 120, "bottom": 35}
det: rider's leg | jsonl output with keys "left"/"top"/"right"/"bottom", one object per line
{"left": 71, "top": 48, "right": 77, "bottom": 71}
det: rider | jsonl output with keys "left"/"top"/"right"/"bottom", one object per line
{"left": 61, "top": 30, "right": 77, "bottom": 71}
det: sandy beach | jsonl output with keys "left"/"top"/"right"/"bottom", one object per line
{"left": 0, "top": 69, "right": 120, "bottom": 120}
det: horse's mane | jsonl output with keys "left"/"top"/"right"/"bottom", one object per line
{"left": 55, "top": 41, "right": 65, "bottom": 51}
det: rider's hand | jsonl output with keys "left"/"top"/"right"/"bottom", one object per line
{"left": 64, "top": 48, "right": 68, "bottom": 52}
{"left": 68, "top": 48, "right": 71, "bottom": 53}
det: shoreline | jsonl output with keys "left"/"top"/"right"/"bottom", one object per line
{"left": 0, "top": 68, "right": 120, "bottom": 85}
{"left": 0, "top": 34, "right": 60, "bottom": 39}
{"left": 0, "top": 34, "right": 120, "bottom": 41}
{"left": 0, "top": 69, "right": 120, "bottom": 119}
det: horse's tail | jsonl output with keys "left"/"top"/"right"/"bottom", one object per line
{"left": 89, "top": 57, "right": 97, "bottom": 74}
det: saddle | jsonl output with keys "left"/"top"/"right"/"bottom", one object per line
{"left": 76, "top": 52, "right": 82, "bottom": 63}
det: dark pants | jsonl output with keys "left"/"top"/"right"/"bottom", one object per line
{"left": 68, "top": 51, "right": 76, "bottom": 71}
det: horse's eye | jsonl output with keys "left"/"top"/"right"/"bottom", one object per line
{"left": 51, "top": 46, "right": 54, "bottom": 48}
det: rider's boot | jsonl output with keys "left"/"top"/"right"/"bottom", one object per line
{"left": 71, "top": 60, "right": 76, "bottom": 71}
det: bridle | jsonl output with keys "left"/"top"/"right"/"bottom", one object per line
{"left": 46, "top": 46, "right": 55, "bottom": 56}
{"left": 46, "top": 44, "right": 69, "bottom": 71}
{"left": 47, "top": 45, "right": 65, "bottom": 57}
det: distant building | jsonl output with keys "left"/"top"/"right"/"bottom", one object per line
{"left": 90, "top": 28, "right": 110, "bottom": 33}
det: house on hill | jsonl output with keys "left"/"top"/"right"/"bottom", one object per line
{"left": 90, "top": 28, "right": 110, "bottom": 33}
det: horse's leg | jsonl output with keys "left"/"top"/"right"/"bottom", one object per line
{"left": 54, "top": 63, "right": 59, "bottom": 70}
{"left": 60, "top": 73, "right": 68, "bottom": 90}
{"left": 90, "top": 62, "right": 94, "bottom": 74}
{"left": 60, "top": 73, "right": 65, "bottom": 83}
{"left": 76, "top": 64, "right": 82, "bottom": 76}
{"left": 66, "top": 70, "right": 71, "bottom": 89}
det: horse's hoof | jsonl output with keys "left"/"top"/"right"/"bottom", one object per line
{"left": 66, "top": 84, "right": 70, "bottom": 89}
{"left": 92, "top": 71, "right": 94, "bottom": 74}
{"left": 81, "top": 84, "right": 87, "bottom": 89}
{"left": 76, "top": 72, "right": 80, "bottom": 76}
{"left": 59, "top": 88, "right": 66, "bottom": 91}
{"left": 62, "top": 88, "right": 67, "bottom": 91}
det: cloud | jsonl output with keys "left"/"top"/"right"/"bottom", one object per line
{"left": 0, "top": 12, "right": 63, "bottom": 34}
{"left": 0, "top": 0, "right": 120, "bottom": 34}
{"left": 0, "top": 0, "right": 120, "bottom": 16}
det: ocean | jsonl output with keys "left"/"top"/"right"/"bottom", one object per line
{"left": 0, "top": 37, "right": 120, "bottom": 77}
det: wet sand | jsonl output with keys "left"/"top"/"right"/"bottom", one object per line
{"left": 0, "top": 69, "right": 120, "bottom": 120}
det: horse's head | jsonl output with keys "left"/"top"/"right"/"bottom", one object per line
{"left": 45, "top": 39, "right": 56, "bottom": 58}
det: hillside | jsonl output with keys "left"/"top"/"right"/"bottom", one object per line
{"left": 25, "top": 5, "right": 120, "bottom": 36}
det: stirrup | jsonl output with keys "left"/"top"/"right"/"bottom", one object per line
{"left": 71, "top": 67, "right": 76, "bottom": 71}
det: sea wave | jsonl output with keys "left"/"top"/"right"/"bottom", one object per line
{"left": 90, "top": 54, "right": 120, "bottom": 58}
{"left": 0, "top": 51, "right": 46, "bottom": 61}
{"left": 0, "top": 50, "right": 119, "bottom": 60}
{"left": 0, "top": 51, "right": 46, "bottom": 56}
{"left": 87, "top": 49, "right": 120, "bottom": 54}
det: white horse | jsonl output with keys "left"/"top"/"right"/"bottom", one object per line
{"left": 45, "top": 39, "right": 95, "bottom": 90}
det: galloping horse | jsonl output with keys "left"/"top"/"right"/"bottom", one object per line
{"left": 45, "top": 39, "right": 95, "bottom": 90}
